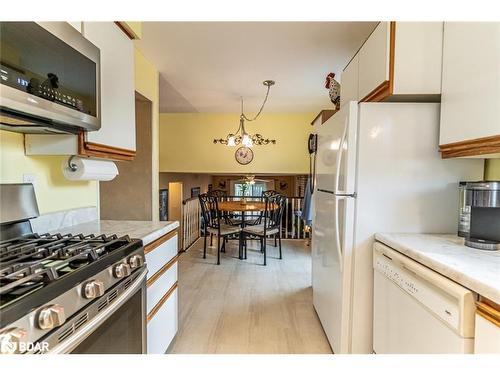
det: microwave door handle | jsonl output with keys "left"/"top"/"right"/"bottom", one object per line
{"left": 334, "top": 117, "right": 348, "bottom": 194}
{"left": 334, "top": 196, "right": 343, "bottom": 272}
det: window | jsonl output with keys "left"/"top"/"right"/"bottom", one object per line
{"left": 234, "top": 182, "right": 266, "bottom": 197}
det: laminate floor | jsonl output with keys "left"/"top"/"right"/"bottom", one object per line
{"left": 168, "top": 238, "right": 332, "bottom": 354}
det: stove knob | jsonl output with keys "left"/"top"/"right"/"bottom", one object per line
{"left": 128, "top": 254, "right": 144, "bottom": 269}
{"left": 0, "top": 328, "right": 27, "bottom": 354}
{"left": 83, "top": 280, "right": 105, "bottom": 299}
{"left": 113, "top": 263, "right": 131, "bottom": 278}
{"left": 38, "top": 305, "right": 66, "bottom": 330}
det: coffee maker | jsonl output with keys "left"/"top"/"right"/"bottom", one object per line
{"left": 459, "top": 181, "right": 500, "bottom": 250}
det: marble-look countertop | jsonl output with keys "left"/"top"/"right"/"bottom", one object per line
{"left": 54, "top": 220, "right": 179, "bottom": 245}
{"left": 375, "top": 233, "right": 500, "bottom": 304}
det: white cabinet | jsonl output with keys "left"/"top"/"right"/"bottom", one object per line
{"left": 343, "top": 22, "right": 442, "bottom": 104}
{"left": 439, "top": 22, "right": 500, "bottom": 158}
{"left": 392, "top": 22, "right": 443, "bottom": 96}
{"left": 358, "top": 22, "right": 391, "bottom": 101}
{"left": 340, "top": 54, "right": 359, "bottom": 107}
{"left": 145, "top": 230, "right": 179, "bottom": 353}
{"left": 147, "top": 288, "right": 178, "bottom": 354}
{"left": 83, "top": 22, "right": 136, "bottom": 152}
{"left": 474, "top": 301, "right": 500, "bottom": 353}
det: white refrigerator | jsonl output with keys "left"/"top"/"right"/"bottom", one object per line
{"left": 311, "top": 101, "right": 484, "bottom": 354}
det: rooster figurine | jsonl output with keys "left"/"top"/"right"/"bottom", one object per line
{"left": 325, "top": 72, "right": 341, "bottom": 110}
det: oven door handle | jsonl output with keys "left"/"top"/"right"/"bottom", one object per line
{"left": 48, "top": 268, "right": 148, "bottom": 354}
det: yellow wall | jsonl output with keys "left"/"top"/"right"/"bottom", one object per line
{"left": 485, "top": 159, "right": 500, "bottom": 180}
{"left": 134, "top": 48, "right": 160, "bottom": 220}
{"left": 0, "top": 131, "right": 98, "bottom": 214}
{"left": 159, "top": 113, "right": 315, "bottom": 174}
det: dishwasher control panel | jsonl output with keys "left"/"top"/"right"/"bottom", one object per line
{"left": 374, "top": 248, "right": 462, "bottom": 333}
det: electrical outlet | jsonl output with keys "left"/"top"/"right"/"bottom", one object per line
{"left": 23, "top": 173, "right": 37, "bottom": 186}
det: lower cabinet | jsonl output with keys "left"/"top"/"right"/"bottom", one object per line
{"left": 144, "top": 230, "right": 179, "bottom": 354}
{"left": 147, "top": 286, "right": 178, "bottom": 354}
{"left": 474, "top": 300, "right": 500, "bottom": 353}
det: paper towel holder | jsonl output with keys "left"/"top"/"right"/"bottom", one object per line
{"left": 68, "top": 155, "right": 78, "bottom": 172}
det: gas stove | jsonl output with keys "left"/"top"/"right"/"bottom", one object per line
{"left": 0, "top": 184, "right": 147, "bottom": 354}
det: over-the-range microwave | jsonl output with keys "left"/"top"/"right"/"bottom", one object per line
{"left": 0, "top": 22, "right": 100, "bottom": 134}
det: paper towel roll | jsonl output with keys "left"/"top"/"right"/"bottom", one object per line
{"left": 62, "top": 156, "right": 119, "bottom": 181}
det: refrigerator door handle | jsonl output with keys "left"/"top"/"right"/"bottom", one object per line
{"left": 334, "top": 196, "right": 343, "bottom": 272}
{"left": 334, "top": 117, "right": 348, "bottom": 194}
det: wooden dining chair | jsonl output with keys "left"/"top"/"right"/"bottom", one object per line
{"left": 199, "top": 193, "right": 241, "bottom": 265}
{"left": 242, "top": 193, "right": 286, "bottom": 265}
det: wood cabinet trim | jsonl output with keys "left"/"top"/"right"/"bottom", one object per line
{"left": 360, "top": 80, "right": 391, "bottom": 102}
{"left": 78, "top": 132, "right": 136, "bottom": 161}
{"left": 144, "top": 229, "right": 178, "bottom": 254}
{"left": 439, "top": 134, "right": 500, "bottom": 158}
{"left": 147, "top": 254, "right": 179, "bottom": 287}
{"left": 388, "top": 21, "right": 396, "bottom": 94}
{"left": 359, "top": 21, "right": 396, "bottom": 103}
{"left": 476, "top": 301, "right": 500, "bottom": 327}
{"left": 310, "top": 110, "right": 337, "bottom": 125}
{"left": 147, "top": 282, "right": 178, "bottom": 322}
{"left": 114, "top": 22, "right": 139, "bottom": 40}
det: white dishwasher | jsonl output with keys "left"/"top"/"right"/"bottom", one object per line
{"left": 373, "top": 242, "right": 476, "bottom": 354}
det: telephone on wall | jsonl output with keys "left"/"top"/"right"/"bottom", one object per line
{"left": 308, "top": 133, "right": 318, "bottom": 155}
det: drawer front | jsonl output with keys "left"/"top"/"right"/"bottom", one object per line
{"left": 146, "top": 233, "right": 177, "bottom": 276}
{"left": 147, "top": 262, "right": 177, "bottom": 313}
{"left": 147, "top": 287, "right": 178, "bottom": 354}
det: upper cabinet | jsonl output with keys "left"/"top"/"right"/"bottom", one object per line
{"left": 358, "top": 22, "right": 391, "bottom": 101}
{"left": 439, "top": 22, "right": 500, "bottom": 158}
{"left": 340, "top": 22, "right": 443, "bottom": 104}
{"left": 82, "top": 22, "right": 136, "bottom": 156}
{"left": 340, "top": 54, "right": 359, "bottom": 108}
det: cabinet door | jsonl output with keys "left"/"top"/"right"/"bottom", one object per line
{"left": 83, "top": 22, "right": 136, "bottom": 151}
{"left": 358, "top": 22, "right": 390, "bottom": 101}
{"left": 475, "top": 313, "right": 500, "bottom": 353}
{"left": 440, "top": 23, "right": 500, "bottom": 149}
{"left": 393, "top": 22, "right": 443, "bottom": 95}
{"left": 340, "top": 54, "right": 359, "bottom": 107}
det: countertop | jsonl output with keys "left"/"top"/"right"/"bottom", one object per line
{"left": 375, "top": 233, "right": 500, "bottom": 304}
{"left": 54, "top": 220, "right": 179, "bottom": 245}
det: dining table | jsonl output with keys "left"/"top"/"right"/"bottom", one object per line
{"left": 217, "top": 200, "right": 279, "bottom": 259}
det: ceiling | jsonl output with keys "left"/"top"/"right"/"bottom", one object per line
{"left": 135, "top": 22, "right": 377, "bottom": 113}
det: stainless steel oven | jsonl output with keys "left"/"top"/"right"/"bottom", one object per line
{"left": 0, "top": 184, "right": 148, "bottom": 355}
{"left": 0, "top": 22, "right": 100, "bottom": 134}
{"left": 51, "top": 269, "right": 148, "bottom": 354}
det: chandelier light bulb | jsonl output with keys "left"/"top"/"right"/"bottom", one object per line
{"left": 227, "top": 134, "right": 236, "bottom": 146}
{"left": 242, "top": 133, "right": 252, "bottom": 147}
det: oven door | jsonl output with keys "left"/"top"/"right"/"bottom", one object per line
{"left": 49, "top": 268, "right": 147, "bottom": 354}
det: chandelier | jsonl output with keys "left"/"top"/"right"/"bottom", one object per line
{"left": 213, "top": 80, "right": 277, "bottom": 147}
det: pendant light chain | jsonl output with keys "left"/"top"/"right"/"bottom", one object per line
{"left": 241, "top": 83, "right": 271, "bottom": 122}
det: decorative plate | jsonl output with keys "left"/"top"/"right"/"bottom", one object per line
{"left": 235, "top": 146, "right": 254, "bottom": 165}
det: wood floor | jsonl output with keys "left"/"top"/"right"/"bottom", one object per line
{"left": 168, "top": 237, "right": 332, "bottom": 354}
